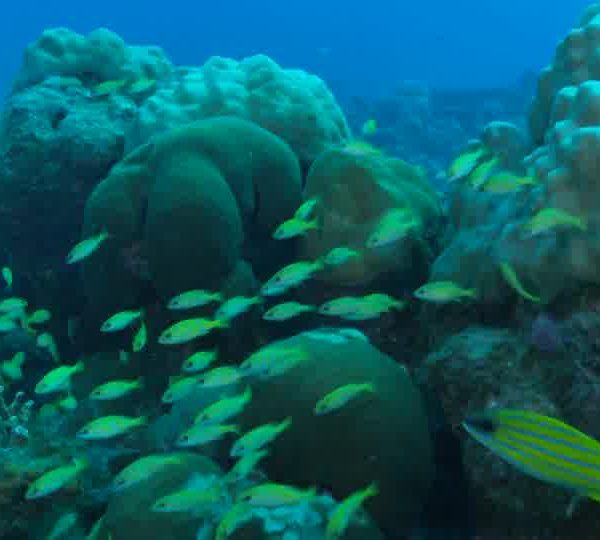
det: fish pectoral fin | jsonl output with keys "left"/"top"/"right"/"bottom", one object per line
{"left": 566, "top": 493, "right": 585, "bottom": 519}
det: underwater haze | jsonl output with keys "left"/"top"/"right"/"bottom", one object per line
{"left": 0, "top": 0, "right": 592, "bottom": 97}
{"left": 5, "top": 1, "right": 600, "bottom": 539}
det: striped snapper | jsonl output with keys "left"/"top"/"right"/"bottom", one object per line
{"left": 463, "top": 408, "right": 600, "bottom": 502}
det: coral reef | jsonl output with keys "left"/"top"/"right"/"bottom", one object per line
{"left": 238, "top": 328, "right": 434, "bottom": 538}
{"left": 0, "top": 77, "right": 133, "bottom": 277}
{"left": 82, "top": 116, "right": 301, "bottom": 317}
{"left": 13, "top": 27, "right": 173, "bottom": 92}
{"left": 300, "top": 147, "right": 442, "bottom": 286}
{"left": 125, "top": 54, "right": 350, "bottom": 168}
{"left": 529, "top": 4, "right": 600, "bottom": 144}
{"left": 344, "top": 78, "right": 533, "bottom": 185}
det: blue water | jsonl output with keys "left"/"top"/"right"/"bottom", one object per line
{"left": 0, "top": 0, "right": 591, "bottom": 97}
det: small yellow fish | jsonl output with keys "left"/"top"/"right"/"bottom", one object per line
{"left": 215, "top": 502, "right": 253, "bottom": 540}
{"left": 132, "top": 321, "right": 147, "bottom": 352}
{"left": 215, "top": 296, "right": 262, "bottom": 322}
{"left": 35, "top": 361, "right": 84, "bottom": 395}
{"left": 177, "top": 423, "right": 239, "bottom": 448}
{"left": 319, "top": 294, "right": 404, "bottom": 320}
{"left": 361, "top": 118, "right": 377, "bottom": 136}
{"left": 226, "top": 449, "right": 269, "bottom": 482}
{"left": 261, "top": 260, "right": 323, "bottom": 296}
{"left": 66, "top": 231, "right": 109, "bottom": 264}
{"left": 325, "top": 483, "right": 379, "bottom": 540}
{"left": 318, "top": 296, "right": 364, "bottom": 317}
{"left": 152, "top": 481, "right": 221, "bottom": 513}
{"left": 167, "top": 289, "right": 223, "bottom": 310}
{"left": 230, "top": 417, "right": 292, "bottom": 457}
{"left": 342, "top": 140, "right": 383, "bottom": 156}
{"left": 100, "top": 310, "right": 143, "bottom": 332}
{"left": 238, "top": 482, "right": 316, "bottom": 507}
{"left": 162, "top": 375, "right": 199, "bottom": 404}
{"left": 447, "top": 147, "right": 486, "bottom": 181}
{"left": 1, "top": 351, "right": 25, "bottom": 381}
{"left": 25, "top": 459, "right": 87, "bottom": 500}
{"left": 0, "top": 297, "right": 27, "bottom": 313}
{"left": 196, "top": 366, "right": 242, "bottom": 389}
{"left": 128, "top": 78, "right": 157, "bottom": 94}
{"left": 194, "top": 387, "right": 252, "bottom": 426}
{"left": 1, "top": 267, "right": 12, "bottom": 290}
{"left": 27, "top": 309, "right": 51, "bottom": 325}
{"left": 315, "top": 382, "right": 375, "bottom": 415}
{"left": 499, "top": 262, "right": 541, "bottom": 303}
{"left": 93, "top": 79, "right": 128, "bottom": 96}
{"left": 273, "top": 217, "right": 318, "bottom": 240}
{"left": 524, "top": 207, "right": 587, "bottom": 236}
{"left": 89, "top": 378, "right": 143, "bottom": 401}
{"left": 366, "top": 208, "right": 419, "bottom": 249}
{"left": 413, "top": 281, "right": 477, "bottom": 304}
{"left": 159, "top": 318, "right": 227, "bottom": 345}
{"left": 113, "top": 454, "right": 182, "bottom": 492}
{"left": 263, "top": 301, "right": 315, "bottom": 322}
{"left": 239, "top": 346, "right": 307, "bottom": 377}
{"left": 77, "top": 415, "right": 147, "bottom": 440}
{"left": 322, "top": 246, "right": 360, "bottom": 266}
{"left": 294, "top": 197, "right": 320, "bottom": 221}
{"left": 181, "top": 349, "right": 217, "bottom": 373}
{"left": 468, "top": 156, "right": 500, "bottom": 189}
{"left": 482, "top": 173, "right": 536, "bottom": 193}
{"left": 36, "top": 332, "right": 60, "bottom": 363}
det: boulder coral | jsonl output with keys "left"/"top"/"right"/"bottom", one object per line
{"left": 0, "top": 77, "right": 133, "bottom": 277}
{"left": 13, "top": 27, "right": 173, "bottom": 92}
{"left": 529, "top": 3, "right": 600, "bottom": 144}
{"left": 125, "top": 54, "right": 350, "bottom": 168}
{"left": 82, "top": 116, "right": 302, "bottom": 316}
{"left": 434, "top": 77, "right": 600, "bottom": 306}
{"left": 300, "top": 147, "right": 442, "bottom": 286}
{"left": 238, "top": 328, "right": 434, "bottom": 538}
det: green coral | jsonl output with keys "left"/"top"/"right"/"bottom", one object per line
{"left": 300, "top": 146, "right": 442, "bottom": 286}
{"left": 82, "top": 116, "right": 302, "bottom": 316}
{"left": 238, "top": 328, "right": 434, "bottom": 538}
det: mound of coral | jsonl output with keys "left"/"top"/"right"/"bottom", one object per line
{"left": 300, "top": 146, "right": 442, "bottom": 286}
{"left": 82, "top": 116, "right": 302, "bottom": 316}
{"left": 125, "top": 54, "right": 350, "bottom": 168}
{"left": 13, "top": 27, "right": 173, "bottom": 92}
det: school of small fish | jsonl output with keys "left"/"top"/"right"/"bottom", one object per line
{"left": 4, "top": 141, "right": 597, "bottom": 539}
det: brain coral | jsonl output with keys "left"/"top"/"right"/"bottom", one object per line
{"left": 125, "top": 54, "right": 350, "bottom": 168}
{"left": 13, "top": 27, "right": 173, "bottom": 91}
{"left": 238, "top": 328, "right": 434, "bottom": 538}
{"left": 529, "top": 3, "right": 600, "bottom": 144}
{"left": 300, "top": 147, "right": 442, "bottom": 286}
{"left": 82, "top": 116, "right": 302, "bottom": 316}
